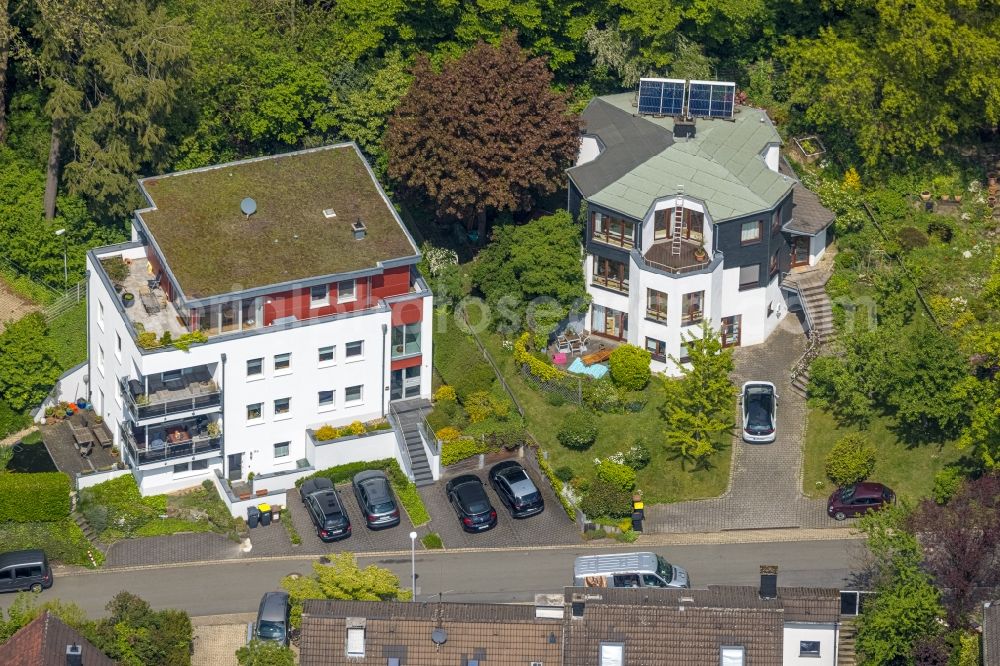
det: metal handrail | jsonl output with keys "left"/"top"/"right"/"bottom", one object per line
{"left": 388, "top": 402, "right": 415, "bottom": 476}
{"left": 121, "top": 425, "right": 222, "bottom": 465}
{"left": 120, "top": 377, "right": 222, "bottom": 420}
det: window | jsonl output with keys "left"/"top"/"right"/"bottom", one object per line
{"left": 274, "top": 397, "right": 290, "bottom": 416}
{"left": 318, "top": 345, "right": 335, "bottom": 363}
{"left": 645, "top": 337, "right": 666, "bottom": 363}
{"left": 600, "top": 643, "right": 624, "bottom": 666}
{"left": 98, "top": 300, "right": 105, "bottom": 329}
{"left": 318, "top": 390, "right": 334, "bottom": 408}
{"left": 721, "top": 646, "right": 745, "bottom": 666}
{"left": 310, "top": 284, "right": 329, "bottom": 307}
{"left": 799, "top": 641, "right": 821, "bottom": 657}
{"left": 346, "top": 628, "right": 365, "bottom": 657}
{"left": 679, "top": 342, "right": 691, "bottom": 364}
{"left": 740, "top": 220, "right": 762, "bottom": 244}
{"left": 654, "top": 208, "right": 705, "bottom": 241}
{"left": 646, "top": 289, "right": 668, "bottom": 321}
{"left": 771, "top": 208, "right": 782, "bottom": 234}
{"left": 591, "top": 211, "right": 636, "bottom": 248}
{"left": 173, "top": 462, "right": 190, "bottom": 474}
{"left": 115, "top": 332, "right": 122, "bottom": 360}
{"left": 681, "top": 291, "right": 704, "bottom": 325}
{"left": 338, "top": 279, "right": 356, "bottom": 303}
{"left": 345, "top": 385, "right": 363, "bottom": 403}
{"left": 247, "top": 358, "right": 263, "bottom": 377}
{"left": 14, "top": 566, "right": 42, "bottom": 579}
{"left": 274, "top": 442, "right": 290, "bottom": 458}
{"left": 739, "top": 264, "right": 760, "bottom": 291}
{"left": 192, "top": 459, "right": 208, "bottom": 471}
{"left": 721, "top": 315, "right": 742, "bottom": 348}
{"left": 247, "top": 403, "right": 263, "bottom": 421}
{"left": 98, "top": 346, "right": 105, "bottom": 374}
{"left": 346, "top": 340, "right": 364, "bottom": 359}
{"left": 274, "top": 353, "right": 291, "bottom": 372}
{"left": 391, "top": 322, "right": 421, "bottom": 357}
{"left": 769, "top": 251, "right": 779, "bottom": 277}
{"left": 592, "top": 256, "right": 629, "bottom": 293}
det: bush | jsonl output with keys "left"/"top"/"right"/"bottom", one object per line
{"left": 299, "top": 459, "right": 397, "bottom": 486}
{"left": 595, "top": 459, "right": 636, "bottom": 491}
{"left": 554, "top": 465, "right": 575, "bottom": 482}
{"left": 824, "top": 433, "right": 877, "bottom": 487}
{"left": 421, "top": 532, "right": 443, "bottom": 549}
{"left": 433, "top": 385, "right": 457, "bottom": 402}
{"left": 426, "top": 400, "right": 466, "bottom": 431}
{"left": 314, "top": 425, "right": 338, "bottom": 441}
{"left": 237, "top": 640, "right": 295, "bottom": 666}
{"left": 537, "top": 454, "right": 575, "bottom": 518}
{"left": 513, "top": 332, "right": 566, "bottom": 382}
{"left": 927, "top": 218, "right": 954, "bottom": 243}
{"left": 545, "top": 391, "right": 565, "bottom": 407}
{"left": 463, "top": 418, "right": 525, "bottom": 449}
{"left": 78, "top": 475, "right": 166, "bottom": 538}
{"left": 582, "top": 378, "right": 623, "bottom": 412}
{"left": 453, "top": 363, "right": 496, "bottom": 402}
{"left": 557, "top": 410, "right": 598, "bottom": 450}
{"left": 100, "top": 257, "right": 129, "bottom": 283}
{"left": 897, "top": 226, "right": 929, "bottom": 251}
{"left": 0, "top": 472, "right": 71, "bottom": 521}
{"left": 436, "top": 426, "right": 462, "bottom": 443}
{"left": 441, "top": 438, "right": 489, "bottom": 466}
{"left": 608, "top": 344, "right": 651, "bottom": 390}
{"left": 580, "top": 480, "right": 632, "bottom": 519}
{"left": 931, "top": 467, "right": 964, "bottom": 505}
{"left": 622, "top": 440, "right": 651, "bottom": 470}
{"left": 0, "top": 399, "right": 30, "bottom": 439}
{"left": 464, "top": 391, "right": 510, "bottom": 423}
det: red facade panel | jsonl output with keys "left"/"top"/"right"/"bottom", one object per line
{"left": 390, "top": 355, "right": 422, "bottom": 371}
{"left": 259, "top": 267, "right": 414, "bottom": 326}
{"left": 390, "top": 299, "right": 424, "bottom": 326}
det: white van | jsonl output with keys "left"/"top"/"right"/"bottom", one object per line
{"left": 574, "top": 552, "right": 690, "bottom": 589}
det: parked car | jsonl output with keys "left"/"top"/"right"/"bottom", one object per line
{"left": 301, "top": 478, "right": 352, "bottom": 541}
{"left": 488, "top": 461, "right": 544, "bottom": 518}
{"left": 446, "top": 474, "right": 497, "bottom": 532}
{"left": 255, "top": 591, "right": 291, "bottom": 646}
{"left": 352, "top": 470, "right": 401, "bottom": 529}
{"left": 0, "top": 549, "right": 53, "bottom": 594}
{"left": 741, "top": 381, "right": 777, "bottom": 443}
{"left": 827, "top": 482, "right": 896, "bottom": 521}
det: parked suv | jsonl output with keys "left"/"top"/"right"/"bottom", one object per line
{"left": 827, "top": 482, "right": 895, "bottom": 521}
{"left": 352, "top": 470, "right": 401, "bottom": 529}
{"left": 300, "top": 478, "right": 351, "bottom": 541}
{"left": 255, "top": 591, "right": 290, "bottom": 646}
{"left": 488, "top": 461, "right": 544, "bottom": 518}
{"left": 446, "top": 475, "right": 497, "bottom": 532}
{"left": 0, "top": 549, "right": 53, "bottom": 594}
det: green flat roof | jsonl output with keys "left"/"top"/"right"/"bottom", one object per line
{"left": 580, "top": 93, "right": 793, "bottom": 222}
{"left": 137, "top": 144, "right": 418, "bottom": 300}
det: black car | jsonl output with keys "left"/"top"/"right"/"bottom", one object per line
{"left": 488, "top": 461, "right": 544, "bottom": 518}
{"left": 300, "top": 478, "right": 351, "bottom": 541}
{"left": 446, "top": 474, "right": 497, "bottom": 532}
{"left": 352, "top": 470, "right": 401, "bottom": 529}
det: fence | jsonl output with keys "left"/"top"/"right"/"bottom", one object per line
{"left": 518, "top": 363, "right": 583, "bottom": 405}
{"left": 43, "top": 280, "right": 86, "bottom": 323}
{"left": 458, "top": 310, "right": 526, "bottom": 418}
{"left": 0, "top": 255, "right": 62, "bottom": 305}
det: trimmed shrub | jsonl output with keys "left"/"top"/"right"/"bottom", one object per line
{"left": 421, "top": 532, "right": 444, "bottom": 549}
{"left": 0, "top": 399, "right": 31, "bottom": 439}
{"left": 608, "top": 344, "right": 652, "bottom": 390}
{"left": 463, "top": 418, "right": 525, "bottom": 449}
{"left": 595, "top": 459, "right": 636, "bottom": 491}
{"left": 824, "top": 433, "right": 877, "bottom": 487}
{"left": 927, "top": 218, "right": 954, "bottom": 243}
{"left": 931, "top": 467, "right": 964, "bottom": 505}
{"left": 441, "top": 438, "right": 489, "bottom": 466}
{"left": 433, "top": 385, "right": 457, "bottom": 402}
{"left": 513, "top": 332, "right": 566, "bottom": 382}
{"left": 622, "top": 440, "right": 652, "bottom": 470}
{"left": 580, "top": 480, "right": 632, "bottom": 519}
{"left": 557, "top": 410, "right": 598, "bottom": 450}
{"left": 426, "top": 400, "right": 466, "bottom": 432}
{"left": 0, "top": 471, "right": 71, "bottom": 521}
{"left": 582, "top": 378, "right": 623, "bottom": 412}
{"left": 436, "top": 426, "right": 462, "bottom": 443}
{"left": 554, "top": 465, "right": 575, "bottom": 482}
{"left": 897, "top": 226, "right": 929, "bottom": 251}
{"left": 545, "top": 391, "right": 565, "bottom": 407}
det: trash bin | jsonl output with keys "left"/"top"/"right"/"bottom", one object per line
{"left": 258, "top": 503, "right": 272, "bottom": 527}
{"left": 247, "top": 506, "right": 260, "bottom": 529}
{"left": 631, "top": 510, "right": 644, "bottom": 533}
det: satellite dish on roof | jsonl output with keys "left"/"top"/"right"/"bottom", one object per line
{"left": 431, "top": 628, "right": 447, "bottom": 645}
{"left": 240, "top": 197, "right": 257, "bottom": 219}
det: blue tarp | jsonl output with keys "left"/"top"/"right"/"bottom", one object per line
{"left": 567, "top": 357, "right": 609, "bottom": 379}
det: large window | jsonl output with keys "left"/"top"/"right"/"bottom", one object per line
{"left": 653, "top": 208, "right": 704, "bottom": 241}
{"left": 593, "top": 256, "right": 629, "bottom": 293}
{"left": 645, "top": 337, "right": 666, "bottom": 362}
{"left": 739, "top": 264, "right": 760, "bottom": 291}
{"left": 591, "top": 305, "right": 627, "bottom": 340}
{"left": 646, "top": 289, "right": 668, "bottom": 321}
{"left": 721, "top": 315, "right": 742, "bottom": 347}
{"left": 591, "top": 211, "right": 636, "bottom": 248}
{"left": 391, "top": 322, "right": 421, "bottom": 358}
{"left": 681, "top": 291, "right": 704, "bottom": 325}
{"left": 740, "top": 220, "right": 762, "bottom": 245}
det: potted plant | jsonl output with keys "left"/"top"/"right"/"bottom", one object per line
{"left": 694, "top": 247, "right": 708, "bottom": 262}
{"left": 135, "top": 394, "right": 150, "bottom": 406}
{"left": 122, "top": 291, "right": 135, "bottom": 308}
{"left": 206, "top": 422, "right": 221, "bottom": 437}
{"left": 920, "top": 190, "right": 932, "bottom": 201}
{"left": 954, "top": 193, "right": 963, "bottom": 203}
{"left": 93, "top": 415, "right": 104, "bottom": 425}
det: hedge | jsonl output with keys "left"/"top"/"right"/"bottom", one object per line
{"left": 300, "top": 458, "right": 430, "bottom": 526}
{"left": 513, "top": 333, "right": 566, "bottom": 382}
{"left": 537, "top": 454, "right": 575, "bottom": 519}
{"left": 0, "top": 472, "right": 71, "bottom": 521}
{"left": 441, "top": 438, "right": 489, "bottom": 466}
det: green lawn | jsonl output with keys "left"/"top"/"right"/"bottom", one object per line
{"left": 0, "top": 518, "right": 101, "bottom": 567}
{"left": 48, "top": 300, "right": 88, "bottom": 370}
{"left": 802, "top": 408, "right": 965, "bottom": 502}
{"left": 467, "top": 329, "right": 729, "bottom": 504}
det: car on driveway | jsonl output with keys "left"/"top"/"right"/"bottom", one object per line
{"left": 352, "top": 470, "right": 401, "bottom": 529}
{"left": 446, "top": 474, "right": 497, "bottom": 532}
{"left": 488, "top": 461, "right": 544, "bottom": 518}
{"left": 300, "top": 477, "right": 352, "bottom": 541}
{"left": 827, "top": 482, "right": 896, "bottom": 521}
{"left": 741, "top": 381, "right": 777, "bottom": 443}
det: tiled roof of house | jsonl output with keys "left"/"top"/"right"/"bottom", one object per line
{"left": 572, "top": 93, "right": 795, "bottom": 223}
{"left": 0, "top": 612, "right": 116, "bottom": 666}
{"left": 136, "top": 143, "right": 420, "bottom": 299}
{"left": 984, "top": 601, "right": 1000, "bottom": 666}
{"left": 779, "top": 158, "right": 836, "bottom": 235}
{"left": 299, "top": 600, "right": 563, "bottom": 666}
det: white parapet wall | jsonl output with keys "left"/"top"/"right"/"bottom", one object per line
{"left": 34, "top": 362, "right": 89, "bottom": 423}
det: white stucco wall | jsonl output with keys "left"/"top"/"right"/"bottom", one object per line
{"left": 308, "top": 430, "right": 401, "bottom": 471}
{"left": 782, "top": 623, "right": 838, "bottom": 666}
{"left": 809, "top": 229, "right": 828, "bottom": 266}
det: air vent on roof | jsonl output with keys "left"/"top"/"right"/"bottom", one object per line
{"left": 240, "top": 197, "right": 257, "bottom": 219}
{"left": 66, "top": 643, "right": 83, "bottom": 666}
{"left": 352, "top": 218, "right": 367, "bottom": 240}
{"left": 431, "top": 628, "right": 448, "bottom": 645}
{"left": 323, "top": 208, "right": 337, "bottom": 218}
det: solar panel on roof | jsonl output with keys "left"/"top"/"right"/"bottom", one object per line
{"left": 637, "top": 78, "right": 685, "bottom": 116}
{"left": 687, "top": 80, "right": 736, "bottom": 118}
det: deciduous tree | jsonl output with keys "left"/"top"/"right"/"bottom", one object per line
{"left": 0, "top": 313, "right": 60, "bottom": 412}
{"left": 387, "top": 33, "right": 579, "bottom": 239}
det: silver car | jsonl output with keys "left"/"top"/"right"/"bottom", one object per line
{"left": 741, "top": 381, "right": 777, "bottom": 443}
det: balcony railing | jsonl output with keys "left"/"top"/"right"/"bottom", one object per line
{"left": 121, "top": 377, "right": 222, "bottom": 421}
{"left": 592, "top": 275, "right": 629, "bottom": 294}
{"left": 122, "top": 425, "right": 222, "bottom": 466}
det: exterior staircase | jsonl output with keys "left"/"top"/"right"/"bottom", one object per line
{"left": 783, "top": 269, "right": 835, "bottom": 399}
{"left": 389, "top": 399, "right": 435, "bottom": 487}
{"left": 71, "top": 508, "right": 106, "bottom": 564}
{"left": 837, "top": 619, "right": 858, "bottom": 666}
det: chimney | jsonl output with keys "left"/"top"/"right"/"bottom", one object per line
{"left": 66, "top": 643, "right": 83, "bottom": 666}
{"left": 759, "top": 565, "right": 778, "bottom": 600}
{"left": 352, "top": 218, "right": 367, "bottom": 240}
{"left": 534, "top": 593, "right": 564, "bottom": 619}
{"left": 571, "top": 593, "right": 586, "bottom": 619}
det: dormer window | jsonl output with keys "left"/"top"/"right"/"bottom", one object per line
{"left": 600, "top": 642, "right": 624, "bottom": 666}
{"left": 346, "top": 617, "right": 366, "bottom": 657}
{"left": 721, "top": 645, "right": 745, "bottom": 666}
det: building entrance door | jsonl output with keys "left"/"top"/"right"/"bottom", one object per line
{"left": 790, "top": 236, "right": 810, "bottom": 267}
{"left": 228, "top": 453, "right": 243, "bottom": 481}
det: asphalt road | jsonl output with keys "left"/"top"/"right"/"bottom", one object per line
{"left": 0, "top": 539, "right": 864, "bottom": 617}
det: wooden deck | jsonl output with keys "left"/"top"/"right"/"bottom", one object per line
{"left": 642, "top": 239, "right": 711, "bottom": 273}
{"left": 41, "top": 412, "right": 119, "bottom": 477}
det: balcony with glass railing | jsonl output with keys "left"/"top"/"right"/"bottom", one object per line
{"left": 121, "top": 416, "right": 222, "bottom": 466}
{"left": 121, "top": 365, "right": 222, "bottom": 422}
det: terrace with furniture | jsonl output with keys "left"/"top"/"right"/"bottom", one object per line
{"left": 40, "top": 412, "right": 118, "bottom": 476}
{"left": 121, "top": 415, "right": 223, "bottom": 466}
{"left": 121, "top": 364, "right": 221, "bottom": 422}
{"left": 550, "top": 329, "right": 618, "bottom": 379}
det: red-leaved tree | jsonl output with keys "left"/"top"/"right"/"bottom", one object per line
{"left": 910, "top": 475, "right": 1000, "bottom": 627}
{"left": 386, "top": 33, "right": 580, "bottom": 240}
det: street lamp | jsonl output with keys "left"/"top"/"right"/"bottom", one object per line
{"left": 54, "top": 228, "right": 67, "bottom": 289}
{"left": 409, "top": 531, "right": 418, "bottom": 602}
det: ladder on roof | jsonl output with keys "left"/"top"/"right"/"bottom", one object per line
{"left": 671, "top": 187, "right": 684, "bottom": 256}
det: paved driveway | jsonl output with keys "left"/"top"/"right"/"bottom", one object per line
{"left": 645, "top": 314, "right": 836, "bottom": 533}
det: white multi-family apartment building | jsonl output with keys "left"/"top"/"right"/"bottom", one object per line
{"left": 567, "top": 85, "right": 835, "bottom": 374}
{"left": 83, "top": 144, "right": 433, "bottom": 495}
